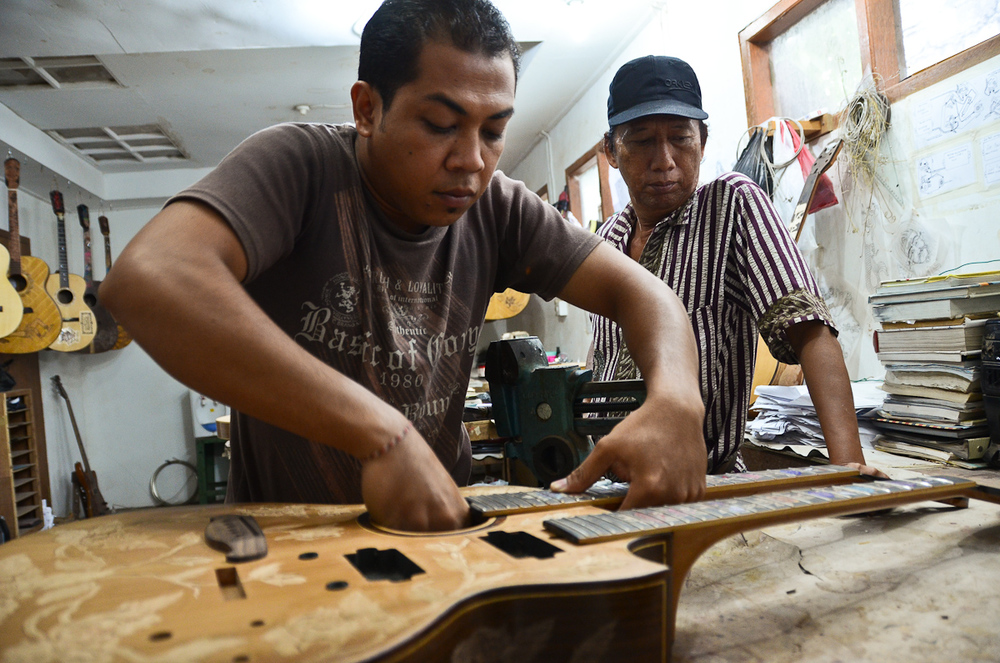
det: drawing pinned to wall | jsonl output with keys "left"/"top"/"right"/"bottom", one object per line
{"left": 890, "top": 215, "right": 951, "bottom": 278}
{"left": 819, "top": 283, "right": 864, "bottom": 372}
{"left": 913, "top": 67, "right": 1000, "bottom": 148}
{"left": 862, "top": 230, "right": 890, "bottom": 292}
{"left": 916, "top": 143, "right": 976, "bottom": 198}
{"left": 982, "top": 131, "right": 1000, "bottom": 186}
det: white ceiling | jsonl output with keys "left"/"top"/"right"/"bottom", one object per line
{"left": 0, "top": 0, "right": 657, "bottom": 205}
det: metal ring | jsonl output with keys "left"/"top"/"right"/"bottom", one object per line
{"left": 149, "top": 458, "right": 199, "bottom": 506}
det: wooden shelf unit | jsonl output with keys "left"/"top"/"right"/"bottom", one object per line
{"left": 0, "top": 389, "right": 46, "bottom": 537}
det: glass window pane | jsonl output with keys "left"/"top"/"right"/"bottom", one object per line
{"left": 899, "top": 0, "right": 1000, "bottom": 78}
{"left": 578, "top": 164, "right": 603, "bottom": 231}
{"left": 769, "top": 0, "right": 864, "bottom": 120}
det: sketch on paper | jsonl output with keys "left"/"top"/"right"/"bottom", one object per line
{"left": 913, "top": 68, "right": 1000, "bottom": 148}
{"left": 983, "top": 131, "right": 1000, "bottom": 186}
{"left": 892, "top": 222, "right": 949, "bottom": 278}
{"left": 916, "top": 143, "right": 976, "bottom": 198}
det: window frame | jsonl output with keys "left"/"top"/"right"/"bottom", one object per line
{"left": 739, "top": 0, "right": 1000, "bottom": 127}
{"left": 565, "top": 140, "right": 615, "bottom": 227}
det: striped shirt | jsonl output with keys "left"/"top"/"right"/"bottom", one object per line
{"left": 592, "top": 172, "right": 835, "bottom": 471}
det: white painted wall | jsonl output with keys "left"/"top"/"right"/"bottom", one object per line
{"left": 505, "top": 0, "right": 778, "bottom": 364}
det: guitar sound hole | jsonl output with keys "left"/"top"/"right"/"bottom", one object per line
{"left": 345, "top": 547, "right": 424, "bottom": 582}
{"left": 149, "top": 631, "right": 172, "bottom": 642}
{"left": 57, "top": 289, "right": 73, "bottom": 305}
{"left": 84, "top": 293, "right": 97, "bottom": 307}
{"left": 8, "top": 275, "right": 26, "bottom": 292}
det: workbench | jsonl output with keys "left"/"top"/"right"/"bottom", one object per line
{"left": 675, "top": 450, "right": 1000, "bottom": 662}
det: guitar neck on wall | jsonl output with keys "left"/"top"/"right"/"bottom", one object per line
{"left": 76, "top": 204, "right": 119, "bottom": 353}
{"left": 98, "top": 214, "right": 132, "bottom": 349}
{"left": 45, "top": 190, "right": 97, "bottom": 353}
{"left": 0, "top": 158, "right": 61, "bottom": 354}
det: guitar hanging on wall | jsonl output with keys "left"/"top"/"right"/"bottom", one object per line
{"left": 0, "top": 162, "right": 25, "bottom": 339}
{"left": 98, "top": 214, "right": 132, "bottom": 349}
{"left": 750, "top": 138, "right": 844, "bottom": 404}
{"left": 76, "top": 204, "right": 119, "bottom": 353}
{"left": 0, "top": 158, "right": 61, "bottom": 354}
{"left": 52, "top": 374, "right": 110, "bottom": 518}
{"left": 45, "top": 190, "right": 97, "bottom": 353}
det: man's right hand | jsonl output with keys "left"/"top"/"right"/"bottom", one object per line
{"left": 360, "top": 425, "right": 470, "bottom": 532}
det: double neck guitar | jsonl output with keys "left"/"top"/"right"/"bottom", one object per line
{"left": 0, "top": 466, "right": 995, "bottom": 661}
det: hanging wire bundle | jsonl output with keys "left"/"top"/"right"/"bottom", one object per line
{"left": 839, "top": 73, "right": 891, "bottom": 194}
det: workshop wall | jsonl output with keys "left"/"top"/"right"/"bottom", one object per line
{"left": 8, "top": 189, "right": 194, "bottom": 515}
{"left": 509, "top": 5, "right": 1000, "bottom": 383}
{"left": 806, "top": 53, "right": 1000, "bottom": 380}
{"left": 506, "top": 0, "right": 777, "bottom": 364}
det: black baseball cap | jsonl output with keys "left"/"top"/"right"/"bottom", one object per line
{"left": 607, "top": 55, "right": 708, "bottom": 127}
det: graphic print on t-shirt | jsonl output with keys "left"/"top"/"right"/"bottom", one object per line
{"left": 295, "top": 262, "right": 481, "bottom": 455}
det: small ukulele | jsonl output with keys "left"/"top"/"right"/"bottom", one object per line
{"left": 76, "top": 204, "right": 119, "bottom": 353}
{"left": 98, "top": 214, "right": 132, "bottom": 349}
{"left": 52, "top": 374, "right": 109, "bottom": 518}
{"left": 0, "top": 158, "right": 61, "bottom": 354}
{"left": 45, "top": 191, "right": 97, "bottom": 352}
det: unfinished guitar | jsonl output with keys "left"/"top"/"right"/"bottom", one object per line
{"left": 0, "top": 466, "right": 995, "bottom": 661}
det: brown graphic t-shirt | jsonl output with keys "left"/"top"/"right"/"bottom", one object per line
{"left": 170, "top": 123, "right": 600, "bottom": 504}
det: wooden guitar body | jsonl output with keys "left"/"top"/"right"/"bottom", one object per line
{"left": 45, "top": 271, "right": 97, "bottom": 352}
{"left": 0, "top": 242, "right": 24, "bottom": 338}
{"left": 485, "top": 288, "right": 530, "bottom": 321}
{"left": 0, "top": 255, "right": 62, "bottom": 354}
{"left": 79, "top": 280, "right": 119, "bottom": 353}
{"left": 2, "top": 157, "right": 61, "bottom": 353}
{"left": 0, "top": 474, "right": 992, "bottom": 662}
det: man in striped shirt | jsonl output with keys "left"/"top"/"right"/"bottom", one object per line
{"left": 580, "top": 55, "right": 881, "bottom": 477}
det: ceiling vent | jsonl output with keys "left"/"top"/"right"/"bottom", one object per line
{"left": 0, "top": 56, "right": 120, "bottom": 89}
{"left": 47, "top": 125, "right": 187, "bottom": 164}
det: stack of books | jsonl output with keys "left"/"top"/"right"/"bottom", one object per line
{"left": 869, "top": 271, "right": 1000, "bottom": 466}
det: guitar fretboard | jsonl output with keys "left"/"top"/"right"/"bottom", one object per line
{"left": 543, "top": 476, "right": 974, "bottom": 544}
{"left": 467, "top": 465, "right": 859, "bottom": 517}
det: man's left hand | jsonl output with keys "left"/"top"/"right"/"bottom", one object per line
{"left": 549, "top": 394, "right": 706, "bottom": 508}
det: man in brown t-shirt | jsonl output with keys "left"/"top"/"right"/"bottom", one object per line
{"left": 102, "top": 0, "right": 708, "bottom": 531}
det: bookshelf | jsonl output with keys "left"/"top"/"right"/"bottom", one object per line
{"left": 0, "top": 389, "right": 48, "bottom": 537}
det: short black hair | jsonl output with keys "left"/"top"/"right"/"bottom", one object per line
{"left": 604, "top": 119, "right": 709, "bottom": 155}
{"left": 359, "top": 0, "right": 521, "bottom": 110}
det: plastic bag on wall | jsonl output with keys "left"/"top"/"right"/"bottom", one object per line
{"left": 733, "top": 126, "right": 774, "bottom": 197}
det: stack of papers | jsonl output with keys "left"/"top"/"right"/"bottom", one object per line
{"left": 746, "top": 382, "right": 885, "bottom": 450}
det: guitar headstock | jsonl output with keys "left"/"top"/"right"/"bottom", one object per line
{"left": 50, "top": 190, "right": 64, "bottom": 216}
{"left": 98, "top": 215, "right": 110, "bottom": 236}
{"left": 51, "top": 375, "right": 68, "bottom": 400}
{"left": 812, "top": 138, "right": 844, "bottom": 175}
{"left": 77, "top": 204, "right": 91, "bottom": 231}
{"left": 4, "top": 157, "right": 19, "bottom": 190}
